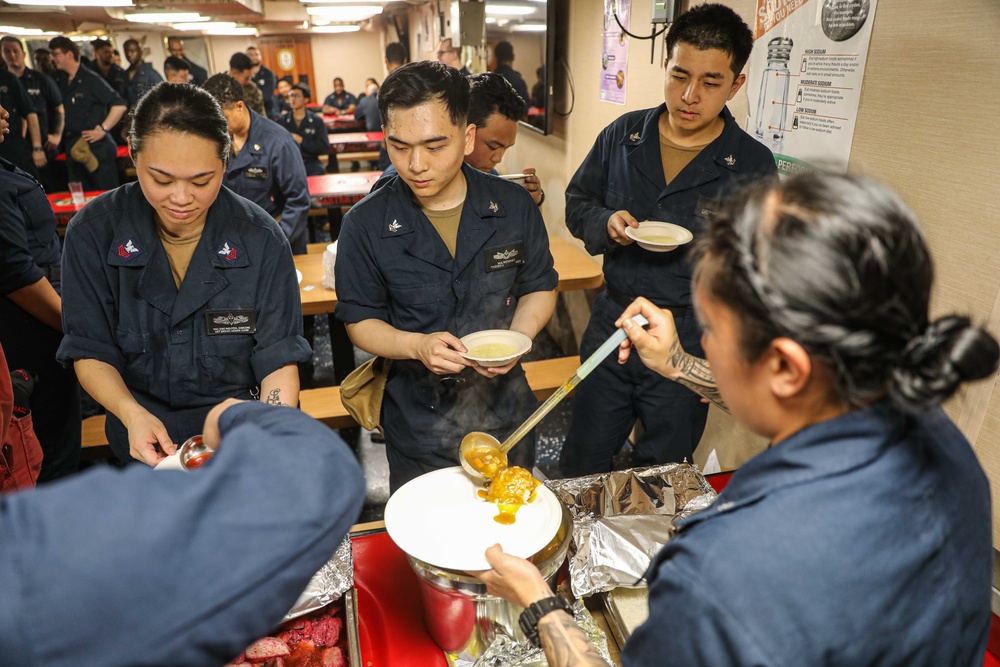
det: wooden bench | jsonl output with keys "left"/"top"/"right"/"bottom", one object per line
{"left": 80, "top": 355, "right": 580, "bottom": 455}
{"left": 335, "top": 151, "right": 379, "bottom": 163}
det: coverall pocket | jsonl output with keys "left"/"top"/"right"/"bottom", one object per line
{"left": 388, "top": 282, "right": 447, "bottom": 326}
{"left": 199, "top": 335, "right": 256, "bottom": 389}
{"left": 115, "top": 328, "right": 152, "bottom": 392}
{"left": 475, "top": 270, "right": 516, "bottom": 301}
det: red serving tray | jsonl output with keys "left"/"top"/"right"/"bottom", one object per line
{"left": 352, "top": 530, "right": 448, "bottom": 667}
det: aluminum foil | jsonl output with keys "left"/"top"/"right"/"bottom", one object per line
{"left": 282, "top": 536, "right": 353, "bottom": 621}
{"left": 545, "top": 463, "right": 716, "bottom": 598}
{"left": 453, "top": 600, "right": 614, "bottom": 667}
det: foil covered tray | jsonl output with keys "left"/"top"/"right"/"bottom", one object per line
{"left": 283, "top": 536, "right": 353, "bottom": 621}
{"left": 545, "top": 463, "right": 717, "bottom": 598}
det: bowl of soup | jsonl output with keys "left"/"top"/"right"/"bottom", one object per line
{"left": 625, "top": 221, "right": 694, "bottom": 252}
{"left": 459, "top": 329, "right": 532, "bottom": 367}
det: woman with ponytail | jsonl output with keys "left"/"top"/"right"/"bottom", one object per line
{"left": 475, "top": 172, "right": 999, "bottom": 666}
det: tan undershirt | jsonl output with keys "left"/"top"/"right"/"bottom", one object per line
{"left": 421, "top": 202, "right": 464, "bottom": 258}
{"left": 157, "top": 227, "right": 203, "bottom": 289}
{"left": 660, "top": 133, "right": 711, "bottom": 186}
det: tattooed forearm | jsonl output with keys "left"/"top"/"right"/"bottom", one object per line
{"left": 538, "top": 611, "right": 608, "bottom": 667}
{"left": 671, "top": 349, "right": 728, "bottom": 412}
{"left": 264, "top": 388, "right": 283, "bottom": 406}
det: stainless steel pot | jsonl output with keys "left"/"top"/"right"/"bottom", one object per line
{"left": 407, "top": 503, "right": 573, "bottom": 657}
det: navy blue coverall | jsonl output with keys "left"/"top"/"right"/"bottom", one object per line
{"left": 57, "top": 184, "right": 312, "bottom": 463}
{"left": 336, "top": 164, "right": 558, "bottom": 491}
{"left": 0, "top": 401, "right": 365, "bottom": 667}
{"left": 623, "top": 403, "right": 992, "bottom": 666}
{"left": 224, "top": 110, "right": 311, "bottom": 255}
{"left": 277, "top": 109, "right": 331, "bottom": 177}
{"left": 562, "top": 104, "right": 776, "bottom": 475}
{"left": 0, "top": 158, "right": 81, "bottom": 481}
{"left": 124, "top": 61, "right": 163, "bottom": 107}
{"left": 52, "top": 64, "right": 126, "bottom": 190}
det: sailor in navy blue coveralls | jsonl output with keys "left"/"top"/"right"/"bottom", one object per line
{"left": 57, "top": 184, "right": 312, "bottom": 463}
{"left": 0, "top": 157, "right": 81, "bottom": 481}
{"left": 0, "top": 400, "right": 366, "bottom": 667}
{"left": 562, "top": 104, "right": 775, "bottom": 475}
{"left": 277, "top": 94, "right": 331, "bottom": 177}
{"left": 223, "top": 109, "right": 311, "bottom": 254}
{"left": 336, "top": 163, "right": 557, "bottom": 491}
{"left": 52, "top": 58, "right": 127, "bottom": 190}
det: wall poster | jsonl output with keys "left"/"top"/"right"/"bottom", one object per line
{"left": 600, "top": 0, "right": 630, "bottom": 105}
{"left": 746, "top": 0, "right": 878, "bottom": 175}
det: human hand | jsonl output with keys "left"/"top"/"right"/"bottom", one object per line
{"left": 414, "top": 331, "right": 476, "bottom": 375}
{"left": 607, "top": 210, "right": 639, "bottom": 246}
{"left": 46, "top": 134, "right": 61, "bottom": 151}
{"left": 470, "top": 544, "right": 554, "bottom": 609}
{"left": 122, "top": 405, "right": 176, "bottom": 465}
{"left": 616, "top": 297, "right": 682, "bottom": 375}
{"left": 521, "top": 167, "right": 543, "bottom": 206}
{"left": 32, "top": 149, "right": 47, "bottom": 169}
{"left": 202, "top": 398, "right": 246, "bottom": 449}
{"left": 81, "top": 126, "right": 106, "bottom": 143}
{"left": 291, "top": 133, "right": 303, "bottom": 144}
{"left": 0, "top": 105, "right": 9, "bottom": 138}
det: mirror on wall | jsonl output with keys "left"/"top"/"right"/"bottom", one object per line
{"left": 484, "top": 0, "right": 555, "bottom": 135}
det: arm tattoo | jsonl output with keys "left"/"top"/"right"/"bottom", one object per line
{"left": 668, "top": 339, "right": 728, "bottom": 412}
{"left": 264, "top": 388, "right": 283, "bottom": 406}
{"left": 538, "top": 611, "right": 608, "bottom": 667}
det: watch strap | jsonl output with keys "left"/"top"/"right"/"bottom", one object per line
{"left": 518, "top": 595, "right": 574, "bottom": 648}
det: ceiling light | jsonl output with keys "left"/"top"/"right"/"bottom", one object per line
{"left": 125, "top": 12, "right": 206, "bottom": 23}
{"left": 312, "top": 25, "right": 361, "bottom": 33}
{"left": 6, "top": 0, "right": 134, "bottom": 5}
{"left": 305, "top": 5, "right": 383, "bottom": 21}
{"left": 171, "top": 21, "right": 236, "bottom": 31}
{"left": 206, "top": 26, "right": 258, "bottom": 36}
{"left": 511, "top": 23, "right": 546, "bottom": 31}
{"left": 299, "top": 0, "right": 391, "bottom": 3}
{"left": 485, "top": 17, "right": 496, "bottom": 23}
{"left": 485, "top": 4, "right": 535, "bottom": 16}
{"left": 0, "top": 25, "right": 57, "bottom": 35}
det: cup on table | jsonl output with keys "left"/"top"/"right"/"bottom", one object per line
{"left": 68, "top": 181, "right": 85, "bottom": 205}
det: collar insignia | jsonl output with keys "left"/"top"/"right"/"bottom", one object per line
{"left": 629, "top": 132, "right": 641, "bottom": 141}
{"left": 116, "top": 239, "right": 141, "bottom": 260}
{"left": 216, "top": 240, "right": 240, "bottom": 261}
{"left": 724, "top": 154, "right": 736, "bottom": 166}
{"left": 253, "top": 144, "right": 261, "bottom": 151}
{"left": 489, "top": 201, "right": 499, "bottom": 213}
{"left": 388, "top": 220, "right": 401, "bottom": 232}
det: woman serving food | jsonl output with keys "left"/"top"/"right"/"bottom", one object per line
{"left": 474, "top": 172, "right": 998, "bottom": 665}
{"left": 58, "top": 83, "right": 311, "bottom": 465}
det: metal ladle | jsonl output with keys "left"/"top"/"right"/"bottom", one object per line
{"left": 459, "top": 314, "right": 649, "bottom": 480}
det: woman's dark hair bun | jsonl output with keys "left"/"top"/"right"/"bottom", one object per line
{"left": 891, "top": 315, "right": 1000, "bottom": 412}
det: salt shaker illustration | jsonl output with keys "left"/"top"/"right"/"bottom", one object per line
{"left": 755, "top": 36, "right": 793, "bottom": 150}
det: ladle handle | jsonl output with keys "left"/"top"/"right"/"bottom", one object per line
{"left": 497, "top": 314, "right": 648, "bottom": 455}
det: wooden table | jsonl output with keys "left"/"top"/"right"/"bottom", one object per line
{"left": 322, "top": 114, "right": 364, "bottom": 131}
{"left": 48, "top": 190, "right": 108, "bottom": 226}
{"left": 307, "top": 171, "right": 381, "bottom": 208}
{"left": 295, "top": 236, "right": 603, "bottom": 317}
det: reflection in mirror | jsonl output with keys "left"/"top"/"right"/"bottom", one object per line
{"left": 485, "top": 0, "right": 554, "bottom": 135}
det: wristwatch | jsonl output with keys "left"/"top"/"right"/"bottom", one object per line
{"left": 98, "top": 123, "right": 108, "bottom": 132}
{"left": 518, "top": 595, "right": 574, "bottom": 648}
{"left": 32, "top": 147, "right": 44, "bottom": 153}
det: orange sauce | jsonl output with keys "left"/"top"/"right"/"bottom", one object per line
{"left": 464, "top": 444, "right": 507, "bottom": 479}
{"left": 482, "top": 466, "right": 540, "bottom": 525}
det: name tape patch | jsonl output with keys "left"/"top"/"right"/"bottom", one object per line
{"left": 484, "top": 242, "right": 525, "bottom": 272}
{"left": 205, "top": 310, "right": 257, "bottom": 335}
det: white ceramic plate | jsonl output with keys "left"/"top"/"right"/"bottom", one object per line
{"left": 384, "top": 467, "right": 563, "bottom": 571}
{"left": 296, "top": 269, "right": 303, "bottom": 285}
{"left": 459, "top": 330, "right": 532, "bottom": 367}
{"left": 625, "top": 221, "right": 694, "bottom": 253}
{"left": 153, "top": 452, "right": 184, "bottom": 471}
